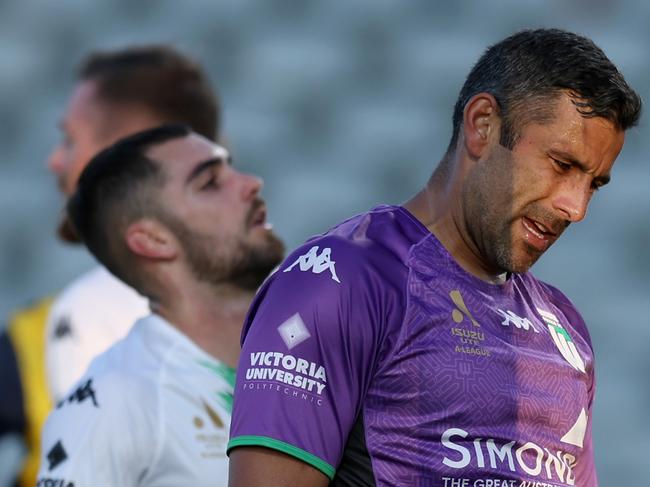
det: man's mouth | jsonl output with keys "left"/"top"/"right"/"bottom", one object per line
{"left": 248, "top": 200, "right": 268, "bottom": 228}
{"left": 523, "top": 217, "right": 557, "bottom": 238}
{"left": 521, "top": 216, "right": 559, "bottom": 251}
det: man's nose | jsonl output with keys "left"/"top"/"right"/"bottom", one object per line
{"left": 47, "top": 145, "right": 66, "bottom": 174}
{"left": 551, "top": 177, "right": 592, "bottom": 223}
{"left": 240, "top": 171, "right": 263, "bottom": 200}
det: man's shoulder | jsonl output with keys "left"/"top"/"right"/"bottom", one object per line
{"left": 52, "top": 266, "right": 147, "bottom": 311}
{"left": 243, "top": 208, "right": 418, "bottom": 347}
{"left": 51, "top": 317, "right": 174, "bottom": 415}
{"left": 46, "top": 266, "right": 149, "bottom": 344}
{"left": 282, "top": 205, "right": 427, "bottom": 283}
{"left": 523, "top": 273, "right": 579, "bottom": 312}
{"left": 64, "top": 323, "right": 162, "bottom": 403}
{"left": 522, "top": 273, "right": 591, "bottom": 339}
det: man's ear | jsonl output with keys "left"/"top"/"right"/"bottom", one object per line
{"left": 125, "top": 219, "right": 178, "bottom": 261}
{"left": 462, "top": 93, "right": 501, "bottom": 159}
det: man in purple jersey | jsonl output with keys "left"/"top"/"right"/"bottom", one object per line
{"left": 227, "top": 29, "right": 642, "bottom": 486}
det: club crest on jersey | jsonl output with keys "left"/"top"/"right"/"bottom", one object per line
{"left": 537, "top": 308, "right": 586, "bottom": 373}
{"left": 283, "top": 245, "right": 341, "bottom": 283}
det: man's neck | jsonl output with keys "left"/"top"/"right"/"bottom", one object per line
{"left": 403, "top": 164, "right": 507, "bottom": 285}
{"left": 151, "top": 280, "right": 255, "bottom": 368}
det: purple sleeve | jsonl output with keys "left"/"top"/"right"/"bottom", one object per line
{"left": 228, "top": 239, "right": 385, "bottom": 479}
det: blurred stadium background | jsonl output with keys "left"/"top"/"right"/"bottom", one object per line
{"left": 0, "top": 0, "right": 648, "bottom": 484}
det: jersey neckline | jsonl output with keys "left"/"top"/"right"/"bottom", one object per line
{"left": 392, "top": 205, "right": 517, "bottom": 296}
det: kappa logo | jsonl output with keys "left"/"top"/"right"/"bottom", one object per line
{"left": 52, "top": 316, "right": 73, "bottom": 340}
{"left": 283, "top": 246, "right": 340, "bottom": 283}
{"left": 56, "top": 378, "right": 99, "bottom": 409}
{"left": 537, "top": 308, "right": 586, "bottom": 373}
{"left": 497, "top": 309, "right": 539, "bottom": 333}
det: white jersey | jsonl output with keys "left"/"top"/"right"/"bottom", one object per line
{"left": 37, "top": 314, "right": 234, "bottom": 486}
{"left": 45, "top": 266, "right": 149, "bottom": 401}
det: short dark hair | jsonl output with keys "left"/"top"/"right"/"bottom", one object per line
{"left": 68, "top": 124, "right": 191, "bottom": 293}
{"left": 447, "top": 28, "right": 642, "bottom": 153}
{"left": 79, "top": 45, "right": 219, "bottom": 141}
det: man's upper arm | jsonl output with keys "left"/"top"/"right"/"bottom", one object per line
{"left": 229, "top": 447, "right": 329, "bottom": 487}
{"left": 228, "top": 239, "right": 385, "bottom": 483}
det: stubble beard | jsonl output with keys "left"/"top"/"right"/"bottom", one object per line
{"left": 466, "top": 147, "right": 564, "bottom": 276}
{"left": 176, "top": 222, "right": 285, "bottom": 292}
{"left": 464, "top": 147, "right": 531, "bottom": 276}
{"left": 471, "top": 198, "right": 524, "bottom": 275}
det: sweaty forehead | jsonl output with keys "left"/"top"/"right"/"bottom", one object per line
{"left": 521, "top": 95, "right": 618, "bottom": 140}
{"left": 516, "top": 95, "right": 625, "bottom": 170}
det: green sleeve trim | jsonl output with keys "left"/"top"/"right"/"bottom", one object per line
{"left": 227, "top": 435, "right": 336, "bottom": 480}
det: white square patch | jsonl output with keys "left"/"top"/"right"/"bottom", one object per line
{"left": 278, "top": 313, "right": 311, "bottom": 350}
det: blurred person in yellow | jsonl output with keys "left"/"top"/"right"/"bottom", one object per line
{"left": 0, "top": 45, "right": 220, "bottom": 487}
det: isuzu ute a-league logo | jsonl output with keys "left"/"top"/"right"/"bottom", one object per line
{"left": 283, "top": 245, "right": 341, "bottom": 283}
{"left": 450, "top": 290, "right": 479, "bottom": 327}
{"left": 189, "top": 396, "right": 228, "bottom": 458}
{"left": 449, "top": 290, "right": 491, "bottom": 357}
{"left": 537, "top": 308, "right": 586, "bottom": 373}
{"left": 193, "top": 399, "right": 225, "bottom": 429}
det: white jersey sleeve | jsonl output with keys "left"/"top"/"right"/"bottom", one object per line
{"left": 36, "top": 367, "right": 157, "bottom": 486}
{"left": 45, "top": 266, "right": 149, "bottom": 401}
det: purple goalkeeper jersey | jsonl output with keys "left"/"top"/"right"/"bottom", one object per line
{"left": 229, "top": 205, "right": 597, "bottom": 486}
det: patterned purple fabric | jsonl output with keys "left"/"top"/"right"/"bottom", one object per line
{"left": 229, "top": 205, "right": 597, "bottom": 487}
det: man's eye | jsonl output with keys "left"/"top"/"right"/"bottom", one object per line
{"left": 202, "top": 177, "right": 218, "bottom": 189}
{"left": 590, "top": 180, "right": 603, "bottom": 192}
{"left": 552, "top": 158, "right": 571, "bottom": 171}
